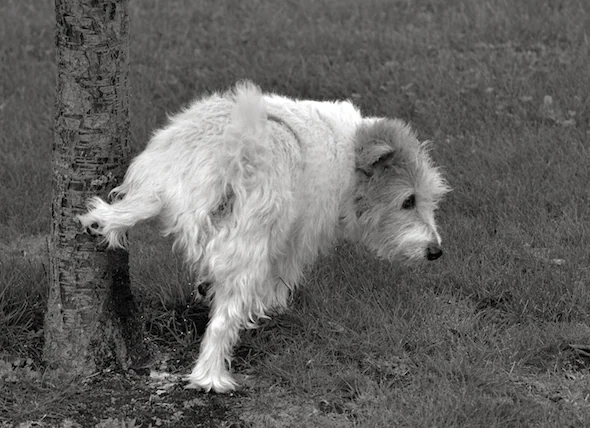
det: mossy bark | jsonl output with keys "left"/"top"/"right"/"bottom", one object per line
{"left": 45, "top": 0, "right": 147, "bottom": 377}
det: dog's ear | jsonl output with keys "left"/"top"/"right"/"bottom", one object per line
{"left": 355, "top": 118, "right": 417, "bottom": 176}
{"left": 356, "top": 143, "right": 396, "bottom": 177}
{"left": 355, "top": 119, "right": 399, "bottom": 176}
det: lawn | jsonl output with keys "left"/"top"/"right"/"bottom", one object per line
{"left": 1, "top": 0, "right": 589, "bottom": 426}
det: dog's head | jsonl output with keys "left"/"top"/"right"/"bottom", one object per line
{"left": 348, "top": 118, "right": 450, "bottom": 263}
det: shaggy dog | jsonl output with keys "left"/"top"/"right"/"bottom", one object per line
{"left": 78, "top": 81, "right": 449, "bottom": 393}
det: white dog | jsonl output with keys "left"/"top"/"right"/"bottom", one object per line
{"left": 78, "top": 81, "right": 449, "bottom": 393}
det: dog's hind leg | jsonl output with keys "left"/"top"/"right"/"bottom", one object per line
{"left": 77, "top": 193, "right": 162, "bottom": 249}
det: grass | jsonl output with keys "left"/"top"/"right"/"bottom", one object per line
{"left": 1, "top": 0, "right": 590, "bottom": 426}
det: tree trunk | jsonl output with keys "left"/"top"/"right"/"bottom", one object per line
{"left": 45, "top": 0, "right": 145, "bottom": 377}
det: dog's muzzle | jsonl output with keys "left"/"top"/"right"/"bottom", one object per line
{"left": 426, "top": 243, "right": 443, "bottom": 260}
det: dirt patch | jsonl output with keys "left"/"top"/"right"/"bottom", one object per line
{"left": 1, "top": 367, "right": 357, "bottom": 428}
{"left": 1, "top": 368, "right": 243, "bottom": 427}
{"left": 69, "top": 374, "right": 239, "bottom": 427}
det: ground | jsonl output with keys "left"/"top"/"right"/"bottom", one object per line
{"left": 1, "top": 0, "right": 590, "bottom": 426}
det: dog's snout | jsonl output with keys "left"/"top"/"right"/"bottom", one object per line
{"left": 426, "top": 243, "right": 443, "bottom": 261}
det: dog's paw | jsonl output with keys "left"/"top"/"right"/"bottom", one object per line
{"left": 77, "top": 213, "right": 103, "bottom": 235}
{"left": 84, "top": 222, "right": 102, "bottom": 236}
{"left": 185, "top": 368, "right": 238, "bottom": 393}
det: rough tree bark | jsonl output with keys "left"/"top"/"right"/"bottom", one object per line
{"left": 45, "top": 0, "right": 146, "bottom": 377}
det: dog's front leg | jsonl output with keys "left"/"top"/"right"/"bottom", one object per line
{"left": 186, "top": 233, "right": 272, "bottom": 393}
{"left": 186, "top": 290, "right": 243, "bottom": 393}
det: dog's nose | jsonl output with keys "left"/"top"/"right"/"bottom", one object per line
{"left": 426, "top": 243, "right": 443, "bottom": 261}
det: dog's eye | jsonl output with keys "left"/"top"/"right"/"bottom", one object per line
{"left": 401, "top": 194, "right": 415, "bottom": 210}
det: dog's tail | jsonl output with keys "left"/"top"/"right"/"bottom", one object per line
{"left": 221, "top": 81, "right": 273, "bottom": 201}
{"left": 77, "top": 183, "right": 163, "bottom": 249}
